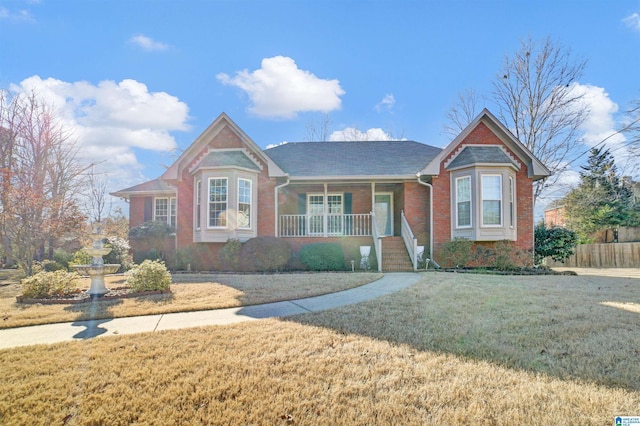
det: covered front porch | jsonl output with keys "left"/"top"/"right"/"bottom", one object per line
{"left": 274, "top": 180, "right": 432, "bottom": 271}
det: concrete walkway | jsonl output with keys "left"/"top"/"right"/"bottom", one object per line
{"left": 0, "top": 273, "right": 421, "bottom": 350}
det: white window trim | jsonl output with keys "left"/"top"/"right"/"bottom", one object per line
{"left": 455, "top": 176, "right": 472, "bottom": 229}
{"left": 509, "top": 176, "right": 515, "bottom": 229}
{"left": 307, "top": 193, "right": 344, "bottom": 236}
{"left": 154, "top": 197, "right": 176, "bottom": 227}
{"left": 208, "top": 177, "right": 228, "bottom": 229}
{"left": 195, "top": 180, "right": 201, "bottom": 230}
{"left": 481, "top": 174, "right": 503, "bottom": 227}
{"left": 237, "top": 178, "right": 252, "bottom": 230}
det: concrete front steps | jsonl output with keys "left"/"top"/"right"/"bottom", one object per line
{"left": 381, "top": 237, "right": 414, "bottom": 272}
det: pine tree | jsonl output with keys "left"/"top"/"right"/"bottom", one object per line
{"left": 564, "top": 148, "right": 639, "bottom": 241}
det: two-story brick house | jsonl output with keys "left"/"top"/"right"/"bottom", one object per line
{"left": 112, "top": 108, "right": 549, "bottom": 271}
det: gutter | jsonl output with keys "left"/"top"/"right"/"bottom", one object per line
{"left": 274, "top": 177, "right": 290, "bottom": 237}
{"left": 416, "top": 174, "right": 439, "bottom": 268}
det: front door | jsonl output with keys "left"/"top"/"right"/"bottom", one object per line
{"left": 374, "top": 193, "right": 393, "bottom": 236}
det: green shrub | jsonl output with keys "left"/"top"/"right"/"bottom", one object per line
{"left": 21, "top": 270, "right": 82, "bottom": 299}
{"left": 299, "top": 243, "right": 345, "bottom": 271}
{"left": 125, "top": 260, "right": 172, "bottom": 293}
{"left": 439, "top": 238, "right": 474, "bottom": 268}
{"left": 240, "top": 237, "right": 292, "bottom": 272}
{"left": 167, "top": 247, "right": 195, "bottom": 271}
{"left": 493, "top": 240, "right": 532, "bottom": 270}
{"left": 534, "top": 223, "right": 578, "bottom": 264}
{"left": 42, "top": 260, "right": 66, "bottom": 272}
{"left": 219, "top": 239, "right": 242, "bottom": 271}
{"left": 53, "top": 249, "right": 73, "bottom": 270}
{"left": 70, "top": 249, "right": 92, "bottom": 266}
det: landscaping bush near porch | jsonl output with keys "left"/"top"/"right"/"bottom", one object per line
{"left": 299, "top": 242, "right": 345, "bottom": 271}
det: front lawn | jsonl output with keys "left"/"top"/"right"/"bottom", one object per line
{"left": 1, "top": 272, "right": 638, "bottom": 424}
{"left": 0, "top": 272, "right": 382, "bottom": 329}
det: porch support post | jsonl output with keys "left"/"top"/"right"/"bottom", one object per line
{"left": 274, "top": 178, "right": 290, "bottom": 237}
{"left": 371, "top": 182, "right": 376, "bottom": 211}
{"left": 323, "top": 183, "right": 328, "bottom": 237}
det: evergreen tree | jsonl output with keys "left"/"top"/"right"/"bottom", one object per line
{"left": 564, "top": 148, "right": 639, "bottom": 240}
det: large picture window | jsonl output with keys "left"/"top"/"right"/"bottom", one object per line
{"left": 209, "top": 178, "right": 228, "bottom": 228}
{"left": 238, "top": 178, "right": 252, "bottom": 229}
{"left": 456, "top": 176, "right": 471, "bottom": 228}
{"left": 482, "top": 175, "right": 502, "bottom": 226}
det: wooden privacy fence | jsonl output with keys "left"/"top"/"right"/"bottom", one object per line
{"left": 547, "top": 242, "right": 640, "bottom": 268}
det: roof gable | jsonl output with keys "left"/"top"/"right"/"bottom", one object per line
{"left": 421, "top": 108, "right": 550, "bottom": 180}
{"left": 110, "top": 178, "right": 175, "bottom": 199}
{"left": 162, "top": 113, "right": 285, "bottom": 181}
{"left": 266, "top": 141, "right": 442, "bottom": 179}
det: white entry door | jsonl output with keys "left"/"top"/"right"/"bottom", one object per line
{"left": 374, "top": 193, "right": 393, "bottom": 236}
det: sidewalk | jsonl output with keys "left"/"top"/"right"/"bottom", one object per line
{"left": 0, "top": 273, "right": 421, "bottom": 350}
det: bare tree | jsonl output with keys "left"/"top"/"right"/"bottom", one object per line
{"left": 0, "top": 90, "right": 88, "bottom": 275}
{"left": 304, "top": 113, "right": 332, "bottom": 141}
{"left": 444, "top": 37, "right": 589, "bottom": 202}
{"left": 494, "top": 37, "right": 588, "bottom": 200}
{"left": 443, "top": 88, "right": 483, "bottom": 136}
{"left": 84, "top": 167, "right": 111, "bottom": 223}
{"left": 622, "top": 99, "right": 640, "bottom": 156}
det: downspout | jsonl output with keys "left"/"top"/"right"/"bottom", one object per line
{"left": 274, "top": 177, "right": 290, "bottom": 237}
{"left": 417, "top": 174, "right": 438, "bottom": 268}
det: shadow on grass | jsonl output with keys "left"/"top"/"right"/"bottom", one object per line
{"left": 284, "top": 273, "right": 640, "bottom": 391}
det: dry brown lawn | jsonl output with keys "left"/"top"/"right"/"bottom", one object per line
{"left": 0, "top": 271, "right": 381, "bottom": 329}
{"left": 0, "top": 272, "right": 639, "bottom": 424}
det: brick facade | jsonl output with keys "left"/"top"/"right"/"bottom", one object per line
{"left": 119, "top": 112, "right": 544, "bottom": 270}
{"left": 432, "top": 122, "right": 535, "bottom": 261}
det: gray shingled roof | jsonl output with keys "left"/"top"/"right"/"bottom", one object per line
{"left": 446, "top": 146, "right": 518, "bottom": 169}
{"left": 110, "top": 179, "right": 175, "bottom": 197}
{"left": 196, "top": 151, "right": 261, "bottom": 171}
{"left": 265, "top": 141, "right": 442, "bottom": 178}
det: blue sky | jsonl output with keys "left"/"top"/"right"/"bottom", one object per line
{"left": 1, "top": 0, "right": 639, "bottom": 215}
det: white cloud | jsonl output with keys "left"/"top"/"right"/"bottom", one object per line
{"left": 623, "top": 12, "right": 640, "bottom": 31}
{"left": 265, "top": 141, "right": 288, "bottom": 150}
{"left": 217, "top": 56, "right": 345, "bottom": 119}
{"left": 128, "top": 34, "right": 170, "bottom": 51}
{"left": 375, "top": 94, "right": 395, "bottom": 112}
{"left": 0, "top": 6, "right": 35, "bottom": 22}
{"left": 329, "top": 127, "right": 397, "bottom": 141}
{"left": 10, "top": 75, "right": 189, "bottom": 191}
{"left": 570, "top": 83, "right": 623, "bottom": 147}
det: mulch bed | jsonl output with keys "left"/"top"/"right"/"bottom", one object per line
{"left": 435, "top": 268, "right": 577, "bottom": 276}
{"left": 16, "top": 287, "right": 170, "bottom": 305}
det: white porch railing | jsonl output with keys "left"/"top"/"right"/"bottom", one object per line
{"left": 401, "top": 210, "right": 419, "bottom": 271}
{"left": 371, "top": 210, "right": 383, "bottom": 272}
{"left": 279, "top": 213, "right": 372, "bottom": 237}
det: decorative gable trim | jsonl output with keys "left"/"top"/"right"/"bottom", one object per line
{"left": 188, "top": 148, "right": 264, "bottom": 174}
{"left": 420, "top": 108, "right": 550, "bottom": 180}
{"left": 444, "top": 144, "right": 522, "bottom": 171}
{"left": 161, "top": 113, "right": 286, "bottom": 182}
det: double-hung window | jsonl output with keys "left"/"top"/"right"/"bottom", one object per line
{"left": 481, "top": 175, "right": 502, "bottom": 226}
{"left": 456, "top": 176, "right": 471, "bottom": 228}
{"left": 238, "top": 178, "right": 252, "bottom": 229}
{"left": 209, "top": 178, "right": 228, "bottom": 228}
{"left": 155, "top": 197, "right": 176, "bottom": 228}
